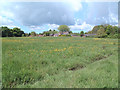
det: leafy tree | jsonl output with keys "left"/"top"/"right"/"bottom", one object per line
{"left": 39, "top": 33, "right": 43, "bottom": 35}
{"left": 87, "top": 24, "right": 118, "bottom": 38}
{"left": 1, "top": 26, "right": 13, "bottom": 37}
{"left": 49, "top": 29, "right": 52, "bottom": 31}
{"left": 52, "top": 30, "right": 58, "bottom": 34}
{"left": 97, "top": 27, "right": 106, "bottom": 38}
{"left": 43, "top": 31, "right": 50, "bottom": 36}
{"left": 105, "top": 25, "right": 113, "bottom": 35}
{"left": 12, "top": 27, "right": 20, "bottom": 37}
{"left": 80, "top": 31, "right": 84, "bottom": 37}
{"left": 58, "top": 25, "right": 70, "bottom": 33}
{"left": 92, "top": 26, "right": 100, "bottom": 34}
{"left": 30, "top": 31, "right": 36, "bottom": 36}
{"left": 69, "top": 31, "right": 73, "bottom": 34}
{"left": 111, "top": 26, "right": 118, "bottom": 35}
{"left": 25, "top": 33, "right": 29, "bottom": 37}
{"left": 45, "top": 32, "right": 50, "bottom": 36}
{"left": 12, "top": 27, "right": 24, "bottom": 37}
{"left": 43, "top": 30, "right": 58, "bottom": 36}
{"left": 87, "top": 31, "right": 92, "bottom": 34}
{"left": 0, "top": 26, "right": 25, "bottom": 37}
{"left": 22, "top": 34, "right": 25, "bottom": 37}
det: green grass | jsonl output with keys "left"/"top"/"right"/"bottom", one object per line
{"left": 2, "top": 37, "right": 118, "bottom": 88}
{"left": 0, "top": 61, "right": 1, "bottom": 89}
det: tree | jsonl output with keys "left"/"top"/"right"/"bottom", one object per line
{"left": 39, "top": 33, "right": 43, "bottom": 35}
{"left": 25, "top": 33, "right": 29, "bottom": 37}
{"left": 105, "top": 25, "right": 113, "bottom": 35}
{"left": 87, "top": 31, "right": 92, "bottom": 34}
{"left": 43, "top": 31, "right": 50, "bottom": 36}
{"left": 49, "top": 29, "right": 52, "bottom": 31}
{"left": 111, "top": 26, "right": 118, "bottom": 35}
{"left": 52, "top": 30, "right": 58, "bottom": 34}
{"left": 12, "top": 27, "right": 24, "bottom": 37}
{"left": 69, "top": 31, "right": 73, "bottom": 34}
{"left": 12, "top": 27, "right": 20, "bottom": 37}
{"left": 58, "top": 25, "right": 70, "bottom": 33}
{"left": 97, "top": 27, "right": 106, "bottom": 38}
{"left": 92, "top": 26, "right": 100, "bottom": 34}
{"left": 85, "top": 24, "right": 118, "bottom": 38}
{"left": 1, "top": 26, "right": 13, "bottom": 37}
{"left": 80, "top": 31, "right": 84, "bottom": 37}
{"left": 0, "top": 26, "right": 25, "bottom": 37}
{"left": 30, "top": 31, "right": 36, "bottom": 36}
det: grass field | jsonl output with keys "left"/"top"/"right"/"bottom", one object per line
{"left": 2, "top": 37, "right": 118, "bottom": 88}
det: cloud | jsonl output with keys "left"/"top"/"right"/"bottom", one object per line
{"left": 29, "top": 25, "right": 44, "bottom": 30}
{"left": 0, "top": 16, "right": 14, "bottom": 25}
{"left": 48, "top": 24, "right": 59, "bottom": 30}
{"left": 0, "top": 1, "right": 118, "bottom": 33}
{"left": 109, "top": 13, "right": 118, "bottom": 24}
{"left": 0, "top": 25, "right": 20, "bottom": 29}
{"left": 85, "top": 2, "right": 118, "bottom": 25}
{"left": 69, "top": 22, "right": 94, "bottom": 32}
{"left": 67, "top": 0, "right": 82, "bottom": 12}
{"left": 1, "top": 2, "right": 77, "bottom": 26}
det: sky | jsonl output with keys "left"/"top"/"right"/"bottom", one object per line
{"left": 0, "top": 0, "right": 118, "bottom": 33}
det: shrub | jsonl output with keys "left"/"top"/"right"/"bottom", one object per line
{"left": 59, "top": 34, "right": 71, "bottom": 37}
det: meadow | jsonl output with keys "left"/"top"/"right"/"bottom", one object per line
{"left": 2, "top": 37, "right": 118, "bottom": 88}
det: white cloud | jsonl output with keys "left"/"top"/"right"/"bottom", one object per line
{"left": 0, "top": 25, "right": 20, "bottom": 29}
{"left": 109, "top": 13, "right": 118, "bottom": 24}
{"left": 85, "top": 2, "right": 118, "bottom": 25}
{"left": 69, "top": 22, "right": 94, "bottom": 32}
{"left": 0, "top": 1, "right": 118, "bottom": 33}
{"left": 74, "top": 18, "right": 83, "bottom": 25}
{"left": 67, "top": 0, "right": 82, "bottom": 12}
{"left": 0, "top": 11, "right": 14, "bottom": 19}
{"left": 29, "top": 25, "right": 46, "bottom": 30}
{"left": 0, "top": 2, "right": 75, "bottom": 26}
{"left": 48, "top": 24, "right": 59, "bottom": 30}
{"left": 0, "top": 16, "right": 13, "bottom": 25}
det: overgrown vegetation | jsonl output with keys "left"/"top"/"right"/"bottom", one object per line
{"left": 0, "top": 26, "right": 25, "bottom": 37}
{"left": 87, "top": 24, "right": 119, "bottom": 38}
{"left": 2, "top": 37, "right": 118, "bottom": 88}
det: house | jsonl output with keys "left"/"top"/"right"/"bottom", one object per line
{"left": 49, "top": 34, "right": 54, "bottom": 36}
{"left": 38, "top": 35, "right": 44, "bottom": 37}
{"left": 58, "top": 31, "right": 70, "bottom": 35}
{"left": 84, "top": 34, "right": 96, "bottom": 37}
{"left": 53, "top": 33, "right": 59, "bottom": 37}
{"left": 62, "top": 32, "right": 69, "bottom": 35}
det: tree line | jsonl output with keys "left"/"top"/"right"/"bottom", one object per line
{"left": 0, "top": 24, "right": 119, "bottom": 38}
{"left": 0, "top": 26, "right": 25, "bottom": 37}
{"left": 86, "top": 24, "right": 119, "bottom": 38}
{"left": 0, "top": 25, "right": 73, "bottom": 37}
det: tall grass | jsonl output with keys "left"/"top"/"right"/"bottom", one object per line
{"left": 2, "top": 37, "right": 118, "bottom": 88}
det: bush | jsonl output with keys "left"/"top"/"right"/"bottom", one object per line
{"left": 59, "top": 34, "right": 71, "bottom": 37}
{"left": 113, "top": 34, "right": 118, "bottom": 38}
{"left": 97, "top": 34, "right": 108, "bottom": 38}
{"left": 22, "top": 34, "right": 25, "bottom": 37}
{"left": 107, "top": 34, "right": 118, "bottom": 38}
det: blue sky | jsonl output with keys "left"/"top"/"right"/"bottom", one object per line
{"left": 0, "top": 0, "right": 118, "bottom": 33}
